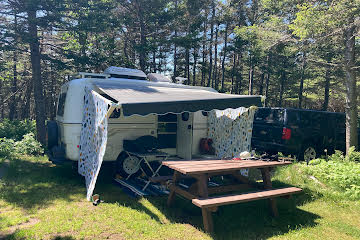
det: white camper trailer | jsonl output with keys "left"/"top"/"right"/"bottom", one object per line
{"left": 47, "top": 67, "right": 262, "bottom": 180}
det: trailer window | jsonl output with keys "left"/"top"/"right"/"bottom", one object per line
{"left": 158, "top": 113, "right": 177, "bottom": 148}
{"left": 57, "top": 92, "right": 67, "bottom": 117}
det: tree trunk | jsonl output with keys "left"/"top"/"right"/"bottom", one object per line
{"left": 231, "top": 53, "right": 236, "bottom": 93}
{"left": 22, "top": 73, "right": 33, "bottom": 119}
{"left": 27, "top": 9, "right": 46, "bottom": 144}
{"left": 79, "top": 31, "right": 87, "bottom": 71}
{"left": 213, "top": 22, "right": 219, "bottom": 90}
{"left": 192, "top": 48, "right": 197, "bottom": 86}
{"left": 344, "top": 24, "right": 358, "bottom": 153}
{"left": 235, "top": 54, "right": 242, "bottom": 94}
{"left": 279, "top": 70, "right": 286, "bottom": 107}
{"left": 152, "top": 50, "right": 156, "bottom": 73}
{"left": 135, "top": 0, "right": 146, "bottom": 72}
{"left": 263, "top": 55, "right": 270, "bottom": 106}
{"left": 264, "top": 72, "right": 270, "bottom": 107}
{"left": 186, "top": 48, "right": 190, "bottom": 85}
{"left": 221, "top": 23, "right": 228, "bottom": 92}
{"left": 201, "top": 18, "right": 207, "bottom": 86}
{"left": 298, "top": 55, "right": 306, "bottom": 109}
{"left": 322, "top": 67, "right": 330, "bottom": 111}
{"left": 207, "top": 2, "right": 215, "bottom": 87}
{"left": 9, "top": 13, "right": 18, "bottom": 120}
{"left": 258, "top": 72, "right": 264, "bottom": 95}
{"left": 248, "top": 56, "right": 254, "bottom": 95}
{"left": 0, "top": 79, "right": 3, "bottom": 118}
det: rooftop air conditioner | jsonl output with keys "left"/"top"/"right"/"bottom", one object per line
{"left": 147, "top": 73, "right": 172, "bottom": 83}
{"left": 104, "top": 66, "right": 147, "bottom": 80}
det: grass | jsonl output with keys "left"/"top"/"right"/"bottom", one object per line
{"left": 0, "top": 156, "right": 359, "bottom": 240}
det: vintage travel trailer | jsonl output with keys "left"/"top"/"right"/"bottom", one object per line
{"left": 47, "top": 66, "right": 262, "bottom": 180}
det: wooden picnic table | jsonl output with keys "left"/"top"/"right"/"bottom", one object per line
{"left": 162, "top": 159, "right": 302, "bottom": 232}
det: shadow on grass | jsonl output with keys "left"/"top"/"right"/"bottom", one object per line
{"left": 95, "top": 163, "right": 322, "bottom": 239}
{"left": 0, "top": 157, "right": 85, "bottom": 211}
{"left": 0, "top": 157, "right": 321, "bottom": 240}
{"left": 52, "top": 236, "right": 76, "bottom": 240}
{"left": 145, "top": 191, "right": 320, "bottom": 240}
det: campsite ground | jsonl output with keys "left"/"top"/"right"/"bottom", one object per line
{"left": 0, "top": 156, "right": 359, "bottom": 240}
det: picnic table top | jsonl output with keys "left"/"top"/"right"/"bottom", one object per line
{"left": 162, "top": 159, "right": 292, "bottom": 175}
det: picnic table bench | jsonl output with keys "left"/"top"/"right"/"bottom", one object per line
{"left": 162, "top": 159, "right": 302, "bottom": 232}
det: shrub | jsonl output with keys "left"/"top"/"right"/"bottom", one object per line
{"left": 0, "top": 138, "right": 15, "bottom": 157}
{"left": 302, "top": 159, "right": 360, "bottom": 200}
{"left": 345, "top": 146, "right": 360, "bottom": 162}
{"left": 328, "top": 147, "right": 360, "bottom": 162}
{"left": 328, "top": 150, "right": 345, "bottom": 161}
{"left": 15, "top": 133, "right": 43, "bottom": 155}
{"left": 0, "top": 119, "right": 36, "bottom": 141}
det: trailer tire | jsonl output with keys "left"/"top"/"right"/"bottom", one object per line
{"left": 115, "top": 152, "right": 142, "bottom": 179}
{"left": 47, "top": 121, "right": 58, "bottom": 150}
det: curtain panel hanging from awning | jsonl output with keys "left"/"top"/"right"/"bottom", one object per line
{"left": 79, "top": 87, "right": 111, "bottom": 200}
{"left": 208, "top": 106, "right": 257, "bottom": 177}
{"left": 79, "top": 82, "right": 262, "bottom": 200}
{"left": 94, "top": 81, "right": 262, "bottom": 116}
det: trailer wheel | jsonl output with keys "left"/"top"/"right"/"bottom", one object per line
{"left": 115, "top": 152, "right": 141, "bottom": 178}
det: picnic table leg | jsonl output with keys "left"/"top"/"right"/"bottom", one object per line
{"left": 202, "top": 208, "right": 213, "bottom": 233}
{"left": 167, "top": 171, "right": 180, "bottom": 207}
{"left": 261, "top": 168, "right": 279, "bottom": 217}
{"left": 195, "top": 174, "right": 214, "bottom": 233}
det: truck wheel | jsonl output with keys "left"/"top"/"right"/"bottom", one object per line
{"left": 47, "top": 121, "right": 58, "bottom": 150}
{"left": 298, "top": 144, "right": 318, "bottom": 163}
{"left": 115, "top": 152, "right": 142, "bottom": 179}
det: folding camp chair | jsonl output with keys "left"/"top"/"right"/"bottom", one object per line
{"left": 125, "top": 151, "right": 170, "bottom": 191}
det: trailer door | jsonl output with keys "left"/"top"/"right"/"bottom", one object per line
{"left": 176, "top": 112, "right": 193, "bottom": 159}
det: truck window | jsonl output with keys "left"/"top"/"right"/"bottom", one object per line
{"left": 57, "top": 92, "right": 67, "bottom": 117}
{"left": 254, "top": 109, "right": 285, "bottom": 124}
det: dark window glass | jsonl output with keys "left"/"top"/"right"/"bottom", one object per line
{"left": 158, "top": 123, "right": 177, "bottom": 133}
{"left": 254, "top": 109, "right": 285, "bottom": 124}
{"left": 158, "top": 113, "right": 177, "bottom": 122}
{"left": 57, "top": 92, "right": 67, "bottom": 117}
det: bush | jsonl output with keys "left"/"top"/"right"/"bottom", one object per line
{"left": 346, "top": 146, "right": 360, "bottom": 162}
{"left": 302, "top": 159, "right": 360, "bottom": 200}
{"left": 0, "top": 119, "right": 36, "bottom": 141}
{"left": 15, "top": 133, "right": 43, "bottom": 155}
{"left": 0, "top": 138, "right": 16, "bottom": 157}
{"left": 328, "top": 150, "right": 344, "bottom": 161}
{"left": 328, "top": 147, "right": 360, "bottom": 162}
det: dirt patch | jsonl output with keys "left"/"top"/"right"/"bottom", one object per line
{"left": 0, "top": 218, "right": 40, "bottom": 239}
{"left": 96, "top": 232, "right": 125, "bottom": 240}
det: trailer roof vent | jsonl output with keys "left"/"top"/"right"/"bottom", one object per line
{"left": 104, "top": 66, "right": 147, "bottom": 80}
{"left": 147, "top": 73, "right": 172, "bottom": 83}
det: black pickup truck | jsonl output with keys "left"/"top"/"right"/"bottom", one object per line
{"left": 251, "top": 107, "right": 355, "bottom": 162}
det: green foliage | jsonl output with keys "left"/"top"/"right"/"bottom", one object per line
{"left": 0, "top": 138, "right": 15, "bottom": 157}
{"left": 328, "top": 147, "right": 360, "bottom": 162}
{"left": 345, "top": 146, "right": 360, "bottom": 162}
{"left": 0, "top": 119, "right": 36, "bottom": 142}
{"left": 15, "top": 133, "right": 43, "bottom": 156}
{"left": 302, "top": 159, "right": 360, "bottom": 200}
{"left": 328, "top": 150, "right": 345, "bottom": 161}
{"left": 0, "top": 133, "right": 43, "bottom": 158}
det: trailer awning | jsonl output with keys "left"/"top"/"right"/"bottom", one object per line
{"left": 95, "top": 81, "right": 262, "bottom": 116}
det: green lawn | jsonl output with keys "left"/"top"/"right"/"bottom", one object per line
{"left": 0, "top": 156, "right": 359, "bottom": 240}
